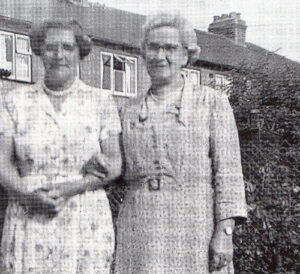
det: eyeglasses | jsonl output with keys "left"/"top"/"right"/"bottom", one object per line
{"left": 146, "top": 42, "right": 182, "bottom": 55}
{"left": 44, "top": 42, "right": 77, "bottom": 52}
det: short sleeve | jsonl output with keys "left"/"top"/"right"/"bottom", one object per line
{"left": 209, "top": 90, "right": 247, "bottom": 224}
{"left": 98, "top": 91, "right": 121, "bottom": 141}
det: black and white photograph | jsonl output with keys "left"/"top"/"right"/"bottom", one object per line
{"left": 0, "top": 0, "right": 299, "bottom": 273}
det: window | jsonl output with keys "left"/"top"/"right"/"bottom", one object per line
{"left": 0, "top": 31, "right": 32, "bottom": 82}
{"left": 182, "top": 68, "right": 201, "bottom": 88}
{"left": 215, "top": 74, "right": 232, "bottom": 95}
{"left": 100, "top": 52, "right": 137, "bottom": 97}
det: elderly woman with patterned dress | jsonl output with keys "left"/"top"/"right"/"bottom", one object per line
{"left": 0, "top": 20, "right": 121, "bottom": 274}
{"left": 113, "top": 13, "right": 247, "bottom": 273}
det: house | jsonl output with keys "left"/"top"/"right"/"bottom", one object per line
{"left": 1, "top": 3, "right": 300, "bottom": 265}
{"left": 2, "top": 0, "right": 299, "bottom": 108}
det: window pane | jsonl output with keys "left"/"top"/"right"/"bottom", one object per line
{"left": 113, "top": 56, "right": 125, "bottom": 71}
{"left": 102, "top": 54, "right": 111, "bottom": 90}
{"left": 190, "top": 71, "right": 199, "bottom": 87}
{"left": 128, "top": 61, "right": 136, "bottom": 95}
{"left": 215, "top": 75, "right": 224, "bottom": 87}
{"left": 16, "top": 53, "right": 30, "bottom": 81}
{"left": 16, "top": 36, "right": 30, "bottom": 54}
{"left": 0, "top": 33, "right": 13, "bottom": 72}
{"left": 114, "top": 70, "right": 124, "bottom": 92}
{"left": 102, "top": 54, "right": 111, "bottom": 66}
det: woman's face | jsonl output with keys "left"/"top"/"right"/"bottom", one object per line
{"left": 144, "top": 26, "right": 188, "bottom": 84}
{"left": 41, "top": 28, "right": 79, "bottom": 88}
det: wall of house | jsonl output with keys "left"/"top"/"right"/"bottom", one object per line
{"left": 0, "top": 1, "right": 230, "bottom": 106}
{"left": 0, "top": 33, "right": 150, "bottom": 109}
{"left": 80, "top": 43, "right": 150, "bottom": 108}
{"left": 0, "top": 0, "right": 68, "bottom": 23}
{"left": 1, "top": 42, "right": 228, "bottom": 107}
{"left": 200, "top": 67, "right": 214, "bottom": 86}
{"left": 0, "top": 52, "right": 41, "bottom": 91}
{"left": 200, "top": 67, "right": 228, "bottom": 87}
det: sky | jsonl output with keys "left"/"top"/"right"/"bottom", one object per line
{"left": 88, "top": 0, "right": 300, "bottom": 63}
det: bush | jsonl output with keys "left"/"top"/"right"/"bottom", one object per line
{"left": 229, "top": 62, "right": 300, "bottom": 273}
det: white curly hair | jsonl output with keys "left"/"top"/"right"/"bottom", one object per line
{"left": 141, "top": 12, "right": 201, "bottom": 65}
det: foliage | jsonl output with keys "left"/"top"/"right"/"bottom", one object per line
{"left": 94, "top": 55, "right": 300, "bottom": 273}
{"left": 228, "top": 61, "right": 300, "bottom": 273}
{"left": 107, "top": 61, "right": 300, "bottom": 273}
{"left": 0, "top": 69, "right": 11, "bottom": 79}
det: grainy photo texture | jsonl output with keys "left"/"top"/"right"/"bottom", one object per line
{"left": 0, "top": 1, "right": 299, "bottom": 273}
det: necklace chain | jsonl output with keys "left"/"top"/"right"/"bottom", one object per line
{"left": 42, "top": 78, "right": 78, "bottom": 97}
{"left": 149, "top": 89, "right": 164, "bottom": 102}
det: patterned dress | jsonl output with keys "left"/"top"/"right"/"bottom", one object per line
{"left": 114, "top": 78, "right": 247, "bottom": 273}
{"left": 0, "top": 79, "right": 121, "bottom": 274}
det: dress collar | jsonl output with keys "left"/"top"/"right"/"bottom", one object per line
{"left": 31, "top": 78, "right": 81, "bottom": 123}
{"left": 42, "top": 77, "right": 80, "bottom": 97}
{"left": 138, "top": 72, "right": 194, "bottom": 126}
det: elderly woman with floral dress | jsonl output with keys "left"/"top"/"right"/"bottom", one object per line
{"left": 0, "top": 20, "right": 121, "bottom": 273}
{"left": 113, "top": 13, "right": 247, "bottom": 273}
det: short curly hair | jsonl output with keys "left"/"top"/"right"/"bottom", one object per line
{"left": 141, "top": 13, "right": 201, "bottom": 65}
{"left": 29, "top": 20, "right": 92, "bottom": 60}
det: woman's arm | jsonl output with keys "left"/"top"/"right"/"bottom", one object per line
{"left": 0, "top": 134, "right": 58, "bottom": 214}
{"left": 209, "top": 218, "right": 235, "bottom": 271}
{"left": 48, "top": 133, "right": 122, "bottom": 199}
{"left": 208, "top": 89, "right": 247, "bottom": 271}
{"left": 48, "top": 90, "right": 122, "bottom": 200}
{"left": 99, "top": 133, "right": 122, "bottom": 180}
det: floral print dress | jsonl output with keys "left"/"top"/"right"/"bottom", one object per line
{"left": 114, "top": 78, "right": 247, "bottom": 274}
{"left": 0, "top": 79, "right": 121, "bottom": 274}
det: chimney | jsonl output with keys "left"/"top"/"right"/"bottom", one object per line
{"left": 208, "top": 12, "right": 247, "bottom": 46}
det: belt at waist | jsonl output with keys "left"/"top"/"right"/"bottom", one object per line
{"left": 125, "top": 174, "right": 177, "bottom": 191}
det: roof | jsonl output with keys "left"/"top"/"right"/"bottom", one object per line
{"left": 1, "top": 0, "right": 299, "bottom": 76}
{"left": 194, "top": 30, "right": 300, "bottom": 77}
{"left": 0, "top": 1, "right": 145, "bottom": 48}
{"left": 65, "top": 4, "right": 300, "bottom": 76}
{"left": 62, "top": 4, "right": 145, "bottom": 48}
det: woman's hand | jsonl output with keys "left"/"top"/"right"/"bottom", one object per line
{"left": 20, "top": 188, "right": 60, "bottom": 215}
{"left": 47, "top": 183, "right": 72, "bottom": 200}
{"left": 47, "top": 174, "right": 103, "bottom": 201}
{"left": 81, "top": 153, "right": 108, "bottom": 179}
{"left": 209, "top": 230, "right": 233, "bottom": 271}
{"left": 209, "top": 219, "right": 235, "bottom": 272}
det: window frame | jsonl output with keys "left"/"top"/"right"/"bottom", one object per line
{"left": 215, "top": 73, "right": 231, "bottom": 94}
{"left": 0, "top": 30, "right": 15, "bottom": 80}
{"left": 215, "top": 74, "right": 225, "bottom": 89}
{"left": 182, "top": 68, "right": 201, "bottom": 88}
{"left": 0, "top": 30, "right": 32, "bottom": 83}
{"left": 15, "top": 34, "right": 32, "bottom": 55}
{"left": 100, "top": 51, "right": 137, "bottom": 98}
